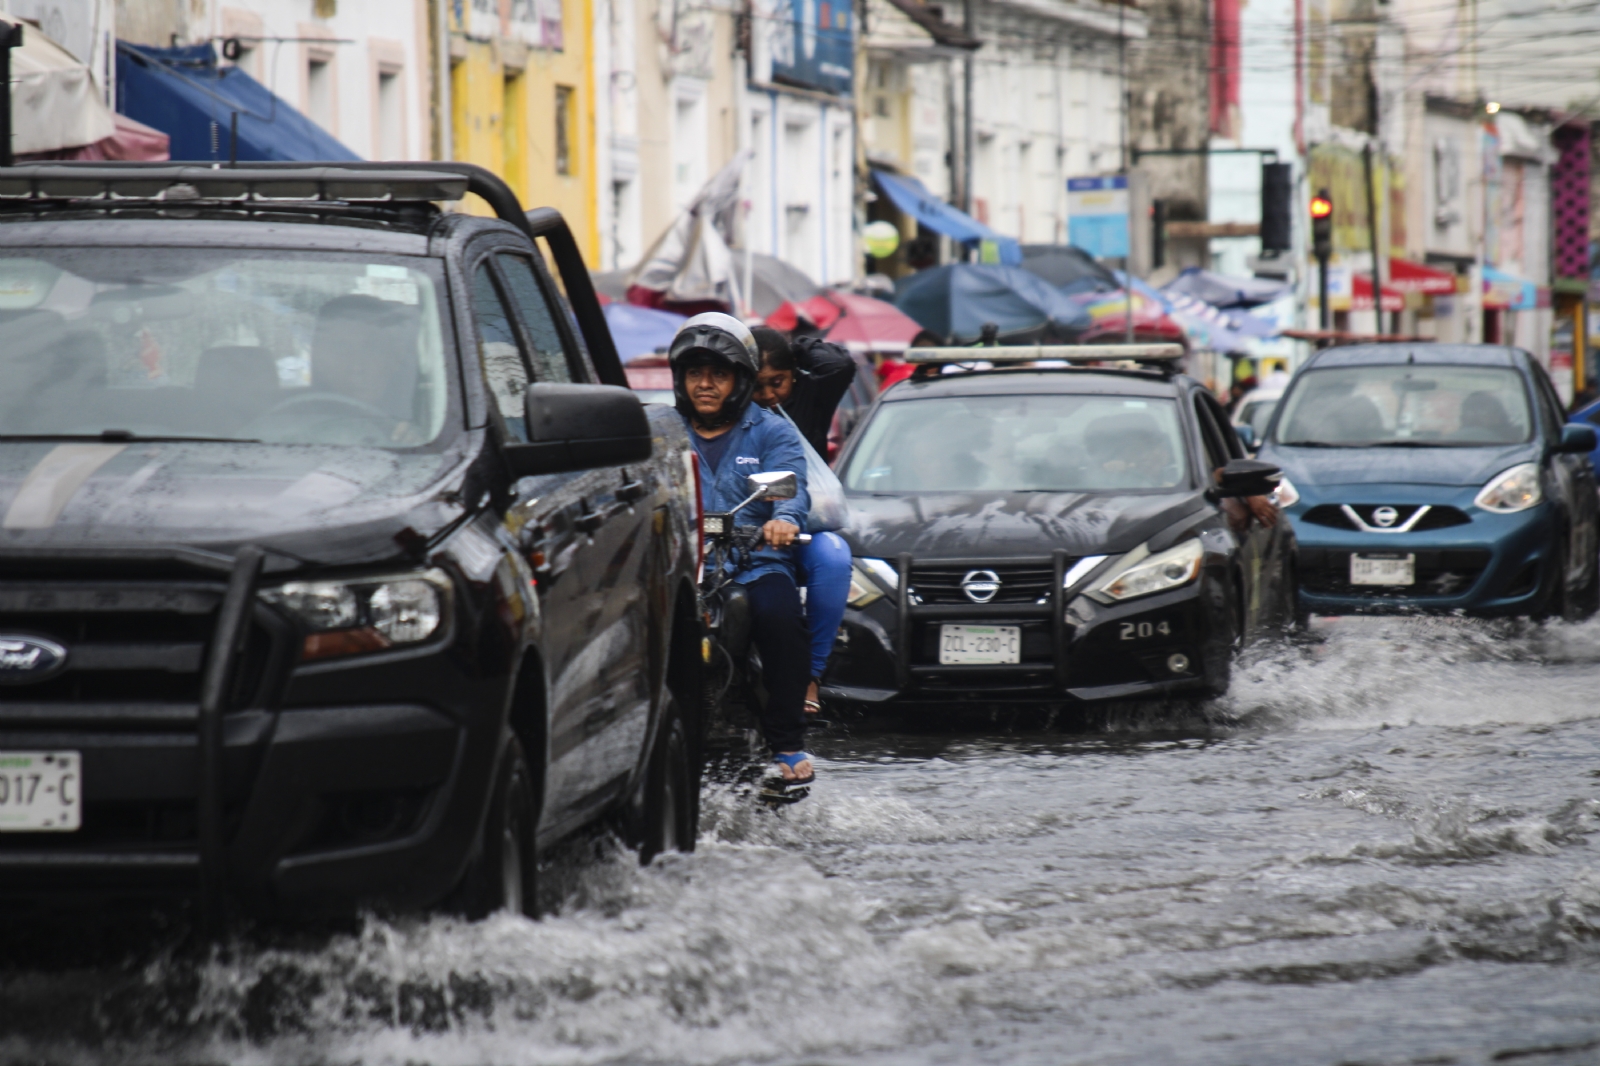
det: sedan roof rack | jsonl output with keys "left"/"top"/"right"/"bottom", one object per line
{"left": 906, "top": 343, "right": 1186, "bottom": 379}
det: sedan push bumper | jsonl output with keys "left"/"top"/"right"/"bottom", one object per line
{"left": 822, "top": 551, "right": 1231, "bottom": 704}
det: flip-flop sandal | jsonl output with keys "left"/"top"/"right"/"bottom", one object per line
{"left": 804, "top": 698, "right": 822, "bottom": 716}
{"left": 759, "top": 751, "right": 815, "bottom": 804}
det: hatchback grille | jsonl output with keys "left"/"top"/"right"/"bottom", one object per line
{"left": 1300, "top": 504, "right": 1472, "bottom": 532}
{"left": 908, "top": 563, "right": 1062, "bottom": 605}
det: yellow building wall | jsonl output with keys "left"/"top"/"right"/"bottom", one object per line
{"left": 448, "top": 0, "right": 599, "bottom": 263}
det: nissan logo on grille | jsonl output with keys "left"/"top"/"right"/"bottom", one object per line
{"left": 1372, "top": 506, "right": 1400, "bottom": 528}
{"left": 960, "top": 570, "right": 1002, "bottom": 604}
{"left": 0, "top": 636, "right": 68, "bottom": 684}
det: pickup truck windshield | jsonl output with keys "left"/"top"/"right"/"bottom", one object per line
{"left": 1275, "top": 364, "right": 1533, "bottom": 447}
{"left": 843, "top": 394, "right": 1188, "bottom": 492}
{"left": 0, "top": 248, "right": 451, "bottom": 447}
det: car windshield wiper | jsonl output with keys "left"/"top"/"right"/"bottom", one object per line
{"left": 0, "top": 431, "right": 263, "bottom": 444}
{"left": 1277, "top": 440, "right": 1356, "bottom": 448}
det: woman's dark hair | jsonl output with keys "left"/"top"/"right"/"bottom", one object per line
{"left": 750, "top": 324, "right": 795, "bottom": 372}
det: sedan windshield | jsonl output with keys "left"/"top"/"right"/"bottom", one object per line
{"left": 0, "top": 248, "right": 452, "bottom": 447}
{"left": 842, "top": 394, "right": 1189, "bottom": 493}
{"left": 1274, "top": 364, "right": 1531, "bottom": 447}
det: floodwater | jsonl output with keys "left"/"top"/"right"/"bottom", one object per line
{"left": 5, "top": 616, "right": 1600, "bottom": 1065}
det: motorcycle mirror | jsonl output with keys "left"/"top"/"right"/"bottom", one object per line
{"left": 745, "top": 471, "right": 797, "bottom": 500}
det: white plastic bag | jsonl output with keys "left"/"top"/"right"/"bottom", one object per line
{"left": 776, "top": 406, "right": 848, "bottom": 532}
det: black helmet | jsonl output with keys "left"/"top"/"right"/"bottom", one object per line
{"left": 668, "top": 312, "right": 761, "bottom": 429}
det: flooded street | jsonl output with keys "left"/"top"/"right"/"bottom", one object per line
{"left": 6, "top": 616, "right": 1600, "bottom": 1065}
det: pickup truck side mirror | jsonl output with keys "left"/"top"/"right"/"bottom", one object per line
{"left": 503, "top": 383, "right": 653, "bottom": 478}
{"left": 1558, "top": 422, "right": 1598, "bottom": 454}
{"left": 1235, "top": 424, "right": 1257, "bottom": 451}
{"left": 1214, "top": 458, "right": 1282, "bottom": 498}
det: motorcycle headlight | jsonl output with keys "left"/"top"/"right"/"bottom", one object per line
{"left": 1474, "top": 462, "right": 1542, "bottom": 514}
{"left": 1086, "top": 539, "right": 1204, "bottom": 604}
{"left": 848, "top": 557, "right": 899, "bottom": 608}
{"left": 1271, "top": 475, "right": 1300, "bottom": 509}
{"left": 262, "top": 568, "right": 453, "bottom": 660}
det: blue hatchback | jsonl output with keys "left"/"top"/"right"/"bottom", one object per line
{"left": 1257, "top": 344, "right": 1599, "bottom": 618}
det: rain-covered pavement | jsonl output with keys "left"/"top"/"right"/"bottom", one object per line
{"left": 4, "top": 616, "right": 1600, "bottom": 1066}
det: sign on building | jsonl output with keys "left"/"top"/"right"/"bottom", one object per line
{"left": 1067, "top": 176, "right": 1129, "bottom": 259}
{"left": 768, "top": 0, "right": 853, "bottom": 97}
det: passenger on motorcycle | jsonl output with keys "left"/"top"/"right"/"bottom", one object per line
{"left": 670, "top": 313, "right": 816, "bottom": 792}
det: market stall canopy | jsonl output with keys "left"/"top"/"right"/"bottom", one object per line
{"left": 1387, "top": 258, "right": 1458, "bottom": 295}
{"left": 4, "top": 17, "right": 115, "bottom": 156}
{"left": 604, "top": 303, "right": 687, "bottom": 363}
{"left": 1162, "top": 267, "right": 1290, "bottom": 309}
{"left": 115, "top": 41, "right": 359, "bottom": 162}
{"left": 768, "top": 291, "right": 929, "bottom": 353}
{"left": 871, "top": 169, "right": 1021, "bottom": 265}
{"left": 1483, "top": 266, "right": 1549, "bottom": 311}
{"left": 894, "top": 263, "right": 1091, "bottom": 344}
{"left": 1067, "top": 273, "right": 1187, "bottom": 346}
{"left": 1352, "top": 273, "right": 1404, "bottom": 312}
{"left": 1018, "top": 244, "right": 1119, "bottom": 294}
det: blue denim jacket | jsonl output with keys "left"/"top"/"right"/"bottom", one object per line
{"left": 684, "top": 405, "right": 809, "bottom": 585}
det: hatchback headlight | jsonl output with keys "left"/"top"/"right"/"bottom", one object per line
{"left": 1474, "top": 462, "right": 1542, "bottom": 514}
{"left": 1086, "top": 539, "right": 1204, "bottom": 604}
{"left": 262, "top": 568, "right": 452, "bottom": 660}
{"left": 848, "top": 557, "right": 899, "bottom": 608}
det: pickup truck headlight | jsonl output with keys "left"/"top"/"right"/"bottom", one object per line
{"left": 848, "top": 557, "right": 899, "bottom": 608}
{"left": 1086, "top": 539, "right": 1203, "bottom": 604}
{"left": 262, "top": 569, "right": 452, "bottom": 660}
{"left": 1474, "top": 462, "right": 1542, "bottom": 513}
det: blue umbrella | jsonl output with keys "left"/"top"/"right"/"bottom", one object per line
{"left": 605, "top": 303, "right": 688, "bottom": 363}
{"left": 894, "top": 264, "right": 1092, "bottom": 344}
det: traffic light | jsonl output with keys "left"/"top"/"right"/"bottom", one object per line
{"left": 1259, "top": 162, "right": 1292, "bottom": 253}
{"left": 1310, "top": 189, "right": 1333, "bottom": 259}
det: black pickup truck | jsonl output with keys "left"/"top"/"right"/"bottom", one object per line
{"left": 0, "top": 163, "right": 703, "bottom": 922}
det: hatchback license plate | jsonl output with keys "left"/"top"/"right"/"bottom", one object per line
{"left": 0, "top": 751, "right": 80, "bottom": 832}
{"left": 1350, "top": 553, "right": 1415, "bottom": 586}
{"left": 939, "top": 624, "right": 1021, "bottom": 665}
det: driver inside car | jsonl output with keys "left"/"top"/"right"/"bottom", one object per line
{"left": 1084, "top": 414, "right": 1179, "bottom": 489}
{"left": 668, "top": 313, "right": 817, "bottom": 798}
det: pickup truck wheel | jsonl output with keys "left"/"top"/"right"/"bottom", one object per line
{"left": 459, "top": 735, "right": 538, "bottom": 919}
{"left": 639, "top": 698, "right": 697, "bottom": 865}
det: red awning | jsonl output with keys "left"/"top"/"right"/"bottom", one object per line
{"left": 1352, "top": 273, "right": 1404, "bottom": 312}
{"left": 1386, "top": 258, "right": 1458, "bottom": 295}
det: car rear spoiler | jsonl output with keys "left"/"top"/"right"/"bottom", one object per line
{"left": 0, "top": 161, "right": 626, "bottom": 388}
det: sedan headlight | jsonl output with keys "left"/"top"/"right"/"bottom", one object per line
{"left": 848, "top": 557, "right": 900, "bottom": 608}
{"left": 262, "top": 568, "right": 452, "bottom": 660}
{"left": 1271, "top": 475, "right": 1300, "bottom": 509}
{"left": 1086, "top": 539, "right": 1204, "bottom": 604}
{"left": 1474, "top": 462, "right": 1542, "bottom": 514}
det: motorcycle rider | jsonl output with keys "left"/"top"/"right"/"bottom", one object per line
{"left": 749, "top": 325, "right": 854, "bottom": 717}
{"left": 670, "top": 313, "right": 816, "bottom": 794}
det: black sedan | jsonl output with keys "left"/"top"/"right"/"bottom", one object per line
{"left": 822, "top": 352, "right": 1297, "bottom": 707}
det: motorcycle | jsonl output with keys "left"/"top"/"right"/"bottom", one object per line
{"left": 699, "top": 470, "right": 813, "bottom": 803}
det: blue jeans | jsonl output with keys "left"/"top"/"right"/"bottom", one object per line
{"left": 797, "top": 531, "right": 852, "bottom": 681}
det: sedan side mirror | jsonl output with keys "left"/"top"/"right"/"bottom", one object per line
{"left": 1214, "top": 458, "right": 1282, "bottom": 498}
{"left": 745, "top": 470, "right": 797, "bottom": 500}
{"left": 1558, "top": 422, "right": 1597, "bottom": 454}
{"left": 1235, "top": 424, "right": 1257, "bottom": 451}
{"left": 503, "top": 383, "right": 653, "bottom": 478}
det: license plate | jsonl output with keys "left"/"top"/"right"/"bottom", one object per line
{"left": 0, "top": 751, "right": 80, "bottom": 832}
{"left": 1350, "top": 553, "right": 1415, "bottom": 586}
{"left": 939, "top": 624, "right": 1021, "bottom": 665}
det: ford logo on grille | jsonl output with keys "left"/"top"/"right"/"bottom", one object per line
{"left": 1372, "top": 506, "right": 1400, "bottom": 528}
{"left": 0, "top": 636, "right": 68, "bottom": 684}
{"left": 961, "top": 570, "right": 1002, "bottom": 604}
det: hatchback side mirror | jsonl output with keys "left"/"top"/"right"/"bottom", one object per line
{"left": 1558, "top": 422, "right": 1597, "bottom": 454}
{"left": 504, "top": 383, "right": 653, "bottom": 477}
{"left": 1235, "top": 424, "right": 1257, "bottom": 451}
{"left": 1214, "top": 458, "right": 1282, "bottom": 498}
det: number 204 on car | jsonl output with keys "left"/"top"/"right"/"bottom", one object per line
{"left": 0, "top": 752, "right": 80, "bottom": 832}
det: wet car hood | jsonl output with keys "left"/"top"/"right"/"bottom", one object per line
{"left": 841, "top": 490, "right": 1210, "bottom": 561}
{"left": 0, "top": 438, "right": 478, "bottom": 569}
{"left": 1260, "top": 441, "right": 1537, "bottom": 490}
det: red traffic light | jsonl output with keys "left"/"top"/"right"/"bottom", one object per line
{"left": 1309, "top": 194, "right": 1333, "bottom": 219}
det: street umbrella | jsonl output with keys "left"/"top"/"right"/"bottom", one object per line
{"left": 767, "top": 291, "right": 929, "bottom": 354}
{"left": 742, "top": 252, "right": 823, "bottom": 317}
{"left": 604, "top": 303, "right": 688, "bottom": 363}
{"left": 1162, "top": 267, "right": 1290, "bottom": 309}
{"left": 894, "top": 263, "right": 1093, "bottom": 344}
{"left": 1018, "top": 244, "right": 1120, "bottom": 295}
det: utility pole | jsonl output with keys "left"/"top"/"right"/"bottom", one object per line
{"left": 962, "top": 0, "right": 975, "bottom": 221}
{"left": 1119, "top": 0, "right": 1133, "bottom": 342}
{"left": 0, "top": 21, "right": 22, "bottom": 168}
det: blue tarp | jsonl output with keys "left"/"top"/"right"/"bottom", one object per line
{"left": 605, "top": 303, "right": 687, "bottom": 363}
{"left": 872, "top": 170, "right": 1021, "bottom": 266}
{"left": 894, "top": 263, "right": 1092, "bottom": 344}
{"left": 116, "top": 42, "right": 359, "bottom": 163}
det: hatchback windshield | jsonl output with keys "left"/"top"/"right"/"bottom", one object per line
{"left": 1274, "top": 364, "right": 1531, "bottom": 447}
{"left": 843, "top": 394, "right": 1188, "bottom": 493}
{"left": 0, "top": 248, "right": 452, "bottom": 447}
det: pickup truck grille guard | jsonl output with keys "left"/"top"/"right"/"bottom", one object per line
{"left": 0, "top": 545, "right": 274, "bottom": 930}
{"left": 896, "top": 550, "right": 1074, "bottom": 693}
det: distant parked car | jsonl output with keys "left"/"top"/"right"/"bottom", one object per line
{"left": 624, "top": 355, "right": 675, "bottom": 405}
{"left": 1257, "top": 344, "right": 1599, "bottom": 619}
{"left": 1232, "top": 378, "right": 1287, "bottom": 450}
